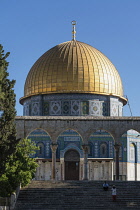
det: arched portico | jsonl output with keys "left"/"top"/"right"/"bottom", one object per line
{"left": 15, "top": 116, "right": 140, "bottom": 181}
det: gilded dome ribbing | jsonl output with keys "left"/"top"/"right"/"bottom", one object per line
{"left": 20, "top": 40, "right": 127, "bottom": 104}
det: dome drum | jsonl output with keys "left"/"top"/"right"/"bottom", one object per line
{"left": 23, "top": 94, "right": 123, "bottom": 117}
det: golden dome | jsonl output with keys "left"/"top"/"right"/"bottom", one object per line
{"left": 20, "top": 40, "right": 127, "bottom": 104}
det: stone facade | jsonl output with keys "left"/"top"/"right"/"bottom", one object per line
{"left": 15, "top": 116, "right": 140, "bottom": 181}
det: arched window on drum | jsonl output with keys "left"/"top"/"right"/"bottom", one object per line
{"left": 100, "top": 142, "right": 107, "bottom": 158}
{"left": 37, "top": 142, "right": 45, "bottom": 157}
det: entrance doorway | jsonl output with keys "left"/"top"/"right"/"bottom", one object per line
{"left": 64, "top": 149, "right": 80, "bottom": 180}
{"left": 65, "top": 161, "right": 79, "bottom": 180}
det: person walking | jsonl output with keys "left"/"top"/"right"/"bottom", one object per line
{"left": 112, "top": 185, "right": 117, "bottom": 201}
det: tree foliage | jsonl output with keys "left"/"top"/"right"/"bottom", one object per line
{"left": 0, "top": 138, "right": 38, "bottom": 197}
{"left": 0, "top": 44, "right": 19, "bottom": 175}
{"left": 0, "top": 45, "right": 10, "bottom": 99}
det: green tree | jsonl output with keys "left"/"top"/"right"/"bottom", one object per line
{"left": 0, "top": 138, "right": 38, "bottom": 197}
{"left": 0, "top": 45, "right": 8, "bottom": 99}
{"left": 0, "top": 44, "right": 19, "bottom": 175}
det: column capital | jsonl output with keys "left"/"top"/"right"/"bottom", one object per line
{"left": 82, "top": 144, "right": 89, "bottom": 153}
{"left": 50, "top": 143, "right": 58, "bottom": 152}
{"left": 114, "top": 143, "right": 121, "bottom": 151}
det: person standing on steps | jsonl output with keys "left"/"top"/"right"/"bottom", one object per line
{"left": 103, "top": 181, "right": 109, "bottom": 191}
{"left": 112, "top": 185, "right": 117, "bottom": 201}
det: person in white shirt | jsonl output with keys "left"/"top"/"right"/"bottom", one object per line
{"left": 112, "top": 185, "right": 117, "bottom": 201}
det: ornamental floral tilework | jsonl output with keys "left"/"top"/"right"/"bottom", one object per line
{"left": 43, "top": 101, "right": 49, "bottom": 115}
{"left": 90, "top": 101, "right": 100, "bottom": 116}
{"left": 71, "top": 100, "right": 80, "bottom": 115}
{"left": 62, "top": 101, "right": 70, "bottom": 115}
{"left": 32, "top": 102, "right": 40, "bottom": 116}
{"left": 50, "top": 101, "right": 61, "bottom": 115}
{"left": 81, "top": 101, "right": 89, "bottom": 115}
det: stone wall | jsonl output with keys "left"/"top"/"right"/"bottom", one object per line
{"left": 15, "top": 116, "right": 140, "bottom": 143}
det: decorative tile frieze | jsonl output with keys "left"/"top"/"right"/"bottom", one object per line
{"left": 81, "top": 101, "right": 89, "bottom": 115}
{"left": 64, "top": 136, "right": 80, "bottom": 141}
{"left": 103, "top": 102, "right": 109, "bottom": 116}
{"left": 31, "top": 95, "right": 41, "bottom": 101}
{"left": 43, "top": 101, "right": 49, "bottom": 116}
{"left": 43, "top": 93, "right": 108, "bottom": 101}
{"left": 109, "top": 141, "right": 113, "bottom": 157}
{"left": 46, "top": 142, "right": 50, "bottom": 157}
{"left": 31, "top": 102, "right": 40, "bottom": 116}
{"left": 94, "top": 142, "right": 98, "bottom": 157}
{"left": 50, "top": 101, "right": 61, "bottom": 115}
{"left": 119, "top": 104, "right": 123, "bottom": 116}
{"left": 23, "top": 94, "right": 123, "bottom": 117}
{"left": 62, "top": 101, "right": 70, "bottom": 115}
{"left": 24, "top": 104, "right": 30, "bottom": 116}
{"left": 89, "top": 101, "right": 100, "bottom": 116}
{"left": 71, "top": 100, "right": 80, "bottom": 115}
{"left": 110, "top": 103, "right": 118, "bottom": 116}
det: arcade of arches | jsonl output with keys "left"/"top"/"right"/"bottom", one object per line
{"left": 15, "top": 116, "right": 140, "bottom": 181}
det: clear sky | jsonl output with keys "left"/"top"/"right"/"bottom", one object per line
{"left": 1, "top": 0, "right": 140, "bottom": 116}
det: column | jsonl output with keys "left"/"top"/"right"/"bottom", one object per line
{"left": 80, "top": 159, "right": 84, "bottom": 180}
{"left": 60, "top": 158, "right": 64, "bottom": 180}
{"left": 109, "top": 160, "right": 113, "bottom": 180}
{"left": 82, "top": 144, "right": 89, "bottom": 180}
{"left": 38, "top": 160, "right": 42, "bottom": 180}
{"left": 134, "top": 143, "right": 137, "bottom": 181}
{"left": 50, "top": 143, "right": 58, "bottom": 181}
{"left": 114, "top": 143, "right": 120, "bottom": 180}
{"left": 88, "top": 160, "right": 92, "bottom": 180}
{"left": 111, "top": 160, "right": 114, "bottom": 180}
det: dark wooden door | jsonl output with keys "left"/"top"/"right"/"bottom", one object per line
{"left": 65, "top": 161, "right": 79, "bottom": 180}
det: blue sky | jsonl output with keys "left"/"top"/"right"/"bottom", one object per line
{"left": 1, "top": 0, "right": 140, "bottom": 116}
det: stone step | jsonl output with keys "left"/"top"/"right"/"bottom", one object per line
{"left": 15, "top": 181, "right": 140, "bottom": 210}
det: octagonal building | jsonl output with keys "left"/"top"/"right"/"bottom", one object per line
{"left": 20, "top": 35, "right": 127, "bottom": 117}
{"left": 17, "top": 23, "right": 140, "bottom": 182}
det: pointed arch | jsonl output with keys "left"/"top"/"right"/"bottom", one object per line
{"left": 27, "top": 128, "right": 51, "bottom": 139}
{"left": 121, "top": 129, "right": 140, "bottom": 164}
{"left": 88, "top": 129, "right": 115, "bottom": 158}
{"left": 56, "top": 129, "right": 83, "bottom": 159}
{"left": 27, "top": 128, "right": 52, "bottom": 158}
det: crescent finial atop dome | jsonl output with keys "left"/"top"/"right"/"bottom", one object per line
{"left": 71, "top": 20, "right": 76, "bottom": 40}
